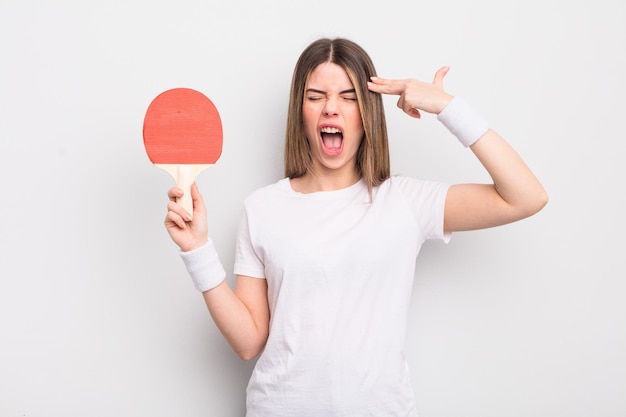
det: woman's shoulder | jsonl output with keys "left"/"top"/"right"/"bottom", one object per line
{"left": 384, "top": 174, "right": 431, "bottom": 188}
{"left": 243, "top": 177, "right": 291, "bottom": 204}
{"left": 381, "top": 175, "right": 449, "bottom": 197}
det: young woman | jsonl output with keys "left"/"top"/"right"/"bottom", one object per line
{"left": 164, "top": 38, "right": 547, "bottom": 417}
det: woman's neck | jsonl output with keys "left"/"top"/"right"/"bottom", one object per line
{"left": 290, "top": 169, "right": 361, "bottom": 194}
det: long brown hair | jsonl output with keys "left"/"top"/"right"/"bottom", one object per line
{"left": 283, "top": 38, "right": 390, "bottom": 194}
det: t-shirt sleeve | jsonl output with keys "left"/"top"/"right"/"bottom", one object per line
{"left": 233, "top": 203, "right": 267, "bottom": 279}
{"left": 393, "top": 176, "right": 451, "bottom": 243}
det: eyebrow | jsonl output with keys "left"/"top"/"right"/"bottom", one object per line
{"left": 306, "top": 88, "right": 356, "bottom": 95}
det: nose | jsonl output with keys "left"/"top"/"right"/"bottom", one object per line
{"left": 323, "top": 96, "right": 339, "bottom": 116}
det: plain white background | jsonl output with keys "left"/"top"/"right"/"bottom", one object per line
{"left": 1, "top": 0, "right": 624, "bottom": 416}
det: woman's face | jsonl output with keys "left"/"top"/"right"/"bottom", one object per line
{"left": 302, "top": 62, "right": 364, "bottom": 179}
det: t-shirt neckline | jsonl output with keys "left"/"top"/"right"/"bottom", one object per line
{"left": 280, "top": 177, "right": 367, "bottom": 200}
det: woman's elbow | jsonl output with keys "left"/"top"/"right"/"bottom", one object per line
{"left": 535, "top": 187, "right": 549, "bottom": 212}
{"left": 233, "top": 334, "right": 267, "bottom": 361}
{"left": 236, "top": 345, "right": 264, "bottom": 361}
{"left": 523, "top": 187, "right": 549, "bottom": 218}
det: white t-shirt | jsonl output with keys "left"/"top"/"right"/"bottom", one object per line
{"left": 234, "top": 175, "right": 450, "bottom": 417}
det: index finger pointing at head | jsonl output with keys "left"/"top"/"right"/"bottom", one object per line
{"left": 367, "top": 77, "right": 406, "bottom": 96}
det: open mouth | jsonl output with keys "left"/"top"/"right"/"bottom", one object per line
{"left": 320, "top": 126, "right": 343, "bottom": 156}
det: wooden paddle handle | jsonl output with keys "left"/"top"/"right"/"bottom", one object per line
{"left": 155, "top": 164, "right": 212, "bottom": 220}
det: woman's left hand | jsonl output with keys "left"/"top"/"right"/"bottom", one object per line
{"left": 367, "top": 66, "right": 454, "bottom": 118}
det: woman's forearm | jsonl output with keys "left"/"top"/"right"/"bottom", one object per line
{"left": 471, "top": 129, "right": 548, "bottom": 217}
{"left": 202, "top": 281, "right": 269, "bottom": 361}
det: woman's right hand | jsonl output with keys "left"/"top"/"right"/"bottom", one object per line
{"left": 164, "top": 182, "right": 208, "bottom": 252}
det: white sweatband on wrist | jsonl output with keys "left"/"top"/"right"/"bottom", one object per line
{"left": 179, "top": 239, "right": 226, "bottom": 292}
{"left": 437, "top": 96, "right": 489, "bottom": 147}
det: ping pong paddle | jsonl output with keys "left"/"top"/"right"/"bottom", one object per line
{"left": 143, "top": 88, "right": 222, "bottom": 220}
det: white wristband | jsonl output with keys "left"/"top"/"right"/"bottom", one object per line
{"left": 437, "top": 96, "right": 489, "bottom": 147}
{"left": 179, "top": 239, "right": 226, "bottom": 292}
